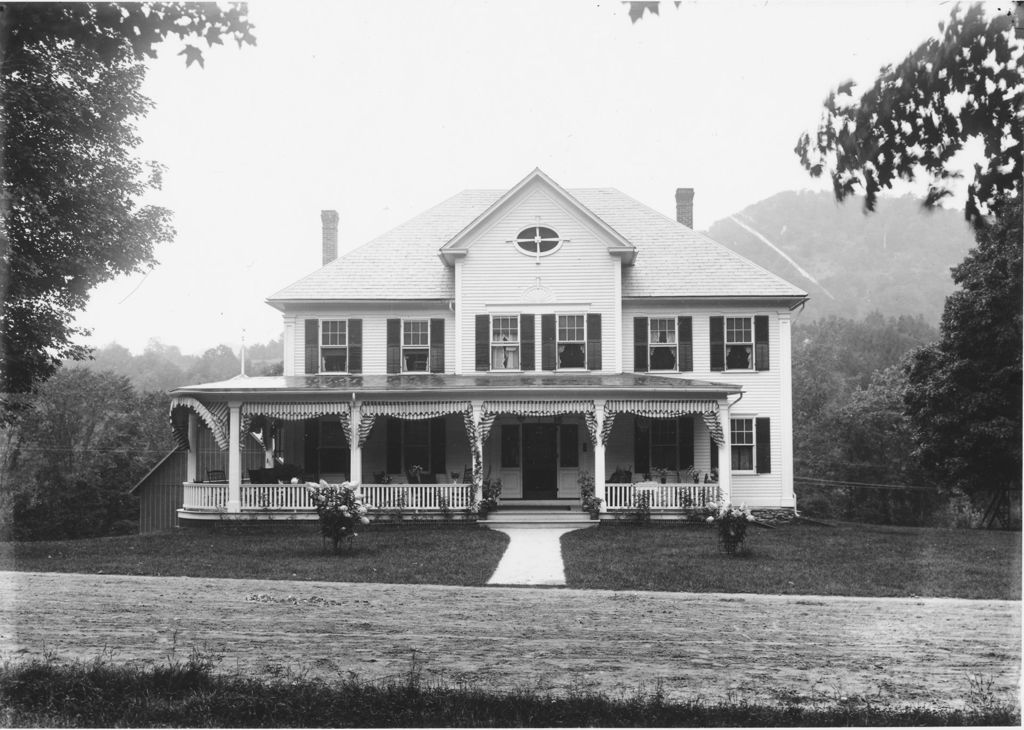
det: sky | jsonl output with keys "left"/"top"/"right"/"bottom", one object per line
{"left": 75, "top": 0, "right": 981, "bottom": 356}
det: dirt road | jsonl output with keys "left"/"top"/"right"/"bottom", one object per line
{"left": 0, "top": 571, "right": 1019, "bottom": 708}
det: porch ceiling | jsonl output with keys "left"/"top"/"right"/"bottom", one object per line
{"left": 171, "top": 373, "right": 742, "bottom": 400}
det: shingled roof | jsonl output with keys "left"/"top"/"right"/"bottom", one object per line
{"left": 266, "top": 185, "right": 806, "bottom": 304}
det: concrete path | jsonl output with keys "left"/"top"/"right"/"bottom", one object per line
{"left": 485, "top": 527, "right": 577, "bottom": 585}
{"left": 0, "top": 571, "right": 1019, "bottom": 709}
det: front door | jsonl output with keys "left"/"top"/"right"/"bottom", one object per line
{"left": 522, "top": 424, "right": 558, "bottom": 499}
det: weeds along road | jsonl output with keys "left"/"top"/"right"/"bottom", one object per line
{"left": 0, "top": 571, "right": 1019, "bottom": 708}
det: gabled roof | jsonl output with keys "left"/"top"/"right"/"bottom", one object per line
{"left": 267, "top": 173, "right": 806, "bottom": 305}
{"left": 438, "top": 168, "right": 637, "bottom": 265}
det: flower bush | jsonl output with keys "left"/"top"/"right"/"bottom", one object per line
{"left": 306, "top": 480, "right": 369, "bottom": 551}
{"left": 577, "top": 471, "right": 602, "bottom": 518}
{"left": 702, "top": 501, "right": 754, "bottom": 554}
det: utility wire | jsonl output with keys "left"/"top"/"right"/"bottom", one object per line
{"left": 794, "top": 476, "right": 937, "bottom": 492}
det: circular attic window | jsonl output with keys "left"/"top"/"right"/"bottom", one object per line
{"left": 514, "top": 226, "right": 562, "bottom": 257}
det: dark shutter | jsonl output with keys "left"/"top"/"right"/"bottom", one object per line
{"left": 429, "top": 417, "right": 446, "bottom": 475}
{"left": 677, "top": 316, "right": 693, "bottom": 372}
{"left": 347, "top": 319, "right": 362, "bottom": 373}
{"left": 634, "top": 419, "right": 650, "bottom": 476}
{"left": 541, "top": 314, "right": 556, "bottom": 370}
{"left": 386, "top": 319, "right": 401, "bottom": 374}
{"left": 586, "top": 313, "right": 602, "bottom": 371}
{"left": 304, "top": 419, "right": 319, "bottom": 479}
{"left": 756, "top": 417, "right": 772, "bottom": 474}
{"left": 429, "top": 318, "right": 445, "bottom": 373}
{"left": 520, "top": 314, "right": 535, "bottom": 370}
{"left": 678, "top": 417, "right": 694, "bottom": 470}
{"left": 385, "top": 418, "right": 402, "bottom": 473}
{"left": 755, "top": 315, "right": 770, "bottom": 371}
{"left": 304, "top": 319, "right": 319, "bottom": 374}
{"left": 710, "top": 437, "right": 719, "bottom": 469}
{"left": 709, "top": 316, "right": 725, "bottom": 371}
{"left": 475, "top": 315, "right": 490, "bottom": 371}
{"left": 633, "top": 317, "right": 648, "bottom": 372}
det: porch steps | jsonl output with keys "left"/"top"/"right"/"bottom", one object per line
{"left": 482, "top": 508, "right": 598, "bottom": 530}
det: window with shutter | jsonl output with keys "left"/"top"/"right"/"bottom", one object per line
{"left": 730, "top": 416, "right": 771, "bottom": 473}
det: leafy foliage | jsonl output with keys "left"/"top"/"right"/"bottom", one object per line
{"left": 0, "top": 3, "right": 256, "bottom": 422}
{"left": 795, "top": 4, "right": 1023, "bottom": 226}
{"left": 307, "top": 481, "right": 370, "bottom": 551}
{"left": 0, "top": 368, "right": 174, "bottom": 540}
{"left": 904, "top": 197, "right": 1022, "bottom": 502}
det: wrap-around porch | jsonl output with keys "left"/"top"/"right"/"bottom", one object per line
{"left": 168, "top": 374, "right": 741, "bottom": 521}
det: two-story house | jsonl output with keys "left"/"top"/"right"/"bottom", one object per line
{"left": 168, "top": 169, "right": 807, "bottom": 524}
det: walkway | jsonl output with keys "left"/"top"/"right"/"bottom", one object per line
{"left": 485, "top": 527, "right": 578, "bottom": 585}
{"left": 1, "top": 571, "right": 1019, "bottom": 708}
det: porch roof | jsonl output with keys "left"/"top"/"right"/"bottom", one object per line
{"left": 171, "top": 373, "right": 743, "bottom": 400}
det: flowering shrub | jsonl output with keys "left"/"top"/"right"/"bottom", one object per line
{"left": 306, "top": 480, "right": 369, "bottom": 551}
{"left": 476, "top": 478, "right": 502, "bottom": 518}
{"left": 702, "top": 501, "right": 754, "bottom": 554}
{"left": 577, "top": 471, "right": 602, "bottom": 518}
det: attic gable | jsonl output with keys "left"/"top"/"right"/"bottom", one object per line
{"left": 438, "top": 168, "right": 637, "bottom": 266}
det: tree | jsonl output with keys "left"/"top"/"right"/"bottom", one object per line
{"left": 0, "top": 4, "right": 256, "bottom": 422}
{"left": 795, "top": 3, "right": 1023, "bottom": 227}
{"left": 904, "top": 197, "right": 1022, "bottom": 508}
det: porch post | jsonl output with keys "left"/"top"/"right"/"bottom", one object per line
{"left": 349, "top": 402, "right": 362, "bottom": 485}
{"left": 227, "top": 401, "right": 242, "bottom": 513}
{"left": 717, "top": 397, "right": 732, "bottom": 504}
{"left": 186, "top": 411, "right": 198, "bottom": 482}
{"left": 593, "top": 400, "right": 607, "bottom": 513}
{"left": 471, "top": 400, "right": 484, "bottom": 503}
{"left": 263, "top": 423, "right": 274, "bottom": 468}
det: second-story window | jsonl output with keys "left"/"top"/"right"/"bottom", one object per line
{"left": 491, "top": 315, "right": 520, "bottom": 370}
{"left": 649, "top": 318, "right": 677, "bottom": 370}
{"left": 726, "top": 317, "right": 753, "bottom": 369}
{"left": 402, "top": 320, "right": 429, "bottom": 372}
{"left": 320, "top": 320, "right": 348, "bottom": 372}
{"left": 557, "top": 314, "right": 586, "bottom": 369}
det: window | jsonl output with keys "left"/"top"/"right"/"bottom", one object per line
{"left": 557, "top": 314, "right": 586, "bottom": 368}
{"left": 320, "top": 320, "right": 348, "bottom": 372}
{"left": 649, "top": 318, "right": 677, "bottom": 370}
{"left": 402, "top": 320, "right": 429, "bottom": 372}
{"left": 514, "top": 226, "right": 562, "bottom": 258}
{"left": 731, "top": 418, "right": 755, "bottom": 471}
{"left": 501, "top": 425, "right": 520, "bottom": 468}
{"left": 650, "top": 418, "right": 678, "bottom": 470}
{"left": 726, "top": 317, "right": 753, "bottom": 370}
{"left": 491, "top": 315, "right": 520, "bottom": 370}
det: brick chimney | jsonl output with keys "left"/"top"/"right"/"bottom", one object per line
{"left": 675, "top": 188, "right": 694, "bottom": 228}
{"left": 321, "top": 209, "right": 339, "bottom": 265}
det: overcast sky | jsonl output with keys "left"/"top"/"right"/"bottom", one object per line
{"left": 75, "top": 0, "right": 975, "bottom": 356}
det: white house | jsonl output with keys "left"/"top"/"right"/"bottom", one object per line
{"left": 169, "top": 169, "right": 807, "bottom": 523}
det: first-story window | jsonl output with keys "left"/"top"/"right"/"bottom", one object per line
{"left": 557, "top": 314, "right": 586, "bottom": 369}
{"left": 402, "top": 320, "right": 429, "bottom": 372}
{"left": 402, "top": 420, "right": 430, "bottom": 471}
{"left": 649, "top": 418, "right": 678, "bottom": 470}
{"left": 491, "top": 315, "right": 520, "bottom": 370}
{"left": 649, "top": 318, "right": 677, "bottom": 370}
{"left": 731, "top": 418, "right": 755, "bottom": 471}
{"left": 726, "top": 317, "right": 753, "bottom": 370}
{"left": 320, "top": 320, "right": 348, "bottom": 372}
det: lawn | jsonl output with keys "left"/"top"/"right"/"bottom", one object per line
{"left": 0, "top": 523, "right": 509, "bottom": 586}
{"left": 561, "top": 521, "right": 1022, "bottom": 599}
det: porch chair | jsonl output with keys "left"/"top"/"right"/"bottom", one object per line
{"left": 207, "top": 469, "right": 226, "bottom": 483}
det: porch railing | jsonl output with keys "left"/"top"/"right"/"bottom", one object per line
{"left": 181, "top": 482, "right": 475, "bottom": 512}
{"left": 604, "top": 482, "right": 721, "bottom": 510}
{"left": 360, "top": 483, "right": 474, "bottom": 511}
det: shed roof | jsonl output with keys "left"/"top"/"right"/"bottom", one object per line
{"left": 267, "top": 184, "right": 806, "bottom": 305}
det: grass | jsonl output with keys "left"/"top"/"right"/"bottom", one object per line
{"left": 1, "top": 655, "right": 1018, "bottom": 727}
{"left": 0, "top": 523, "right": 509, "bottom": 586}
{"left": 561, "top": 521, "right": 1022, "bottom": 599}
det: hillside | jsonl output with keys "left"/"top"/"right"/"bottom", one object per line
{"left": 704, "top": 192, "right": 976, "bottom": 323}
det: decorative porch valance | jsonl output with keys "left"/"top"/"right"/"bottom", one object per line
{"left": 169, "top": 397, "right": 230, "bottom": 451}
{"left": 603, "top": 399, "right": 724, "bottom": 446}
{"left": 357, "top": 400, "right": 473, "bottom": 448}
{"left": 241, "top": 401, "right": 352, "bottom": 447}
{"left": 479, "top": 400, "right": 598, "bottom": 445}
